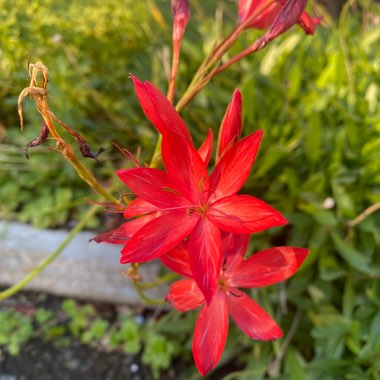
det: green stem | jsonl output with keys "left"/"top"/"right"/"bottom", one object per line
{"left": 175, "top": 0, "right": 277, "bottom": 111}
{"left": 69, "top": 154, "right": 120, "bottom": 205}
{"left": 149, "top": 2, "right": 277, "bottom": 166}
{"left": 0, "top": 204, "right": 100, "bottom": 302}
{"left": 149, "top": 134, "right": 163, "bottom": 168}
{"left": 138, "top": 272, "right": 178, "bottom": 290}
{"left": 134, "top": 284, "right": 166, "bottom": 306}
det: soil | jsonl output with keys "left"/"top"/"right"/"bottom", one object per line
{"left": 0, "top": 291, "right": 182, "bottom": 380}
{"left": 0, "top": 340, "right": 151, "bottom": 380}
{"left": 0, "top": 291, "right": 242, "bottom": 380}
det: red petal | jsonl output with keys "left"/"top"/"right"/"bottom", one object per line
{"left": 160, "top": 241, "right": 192, "bottom": 277}
{"left": 298, "top": 12, "right": 322, "bottom": 35}
{"left": 221, "top": 232, "right": 250, "bottom": 272}
{"left": 166, "top": 279, "right": 204, "bottom": 311}
{"left": 209, "top": 195, "right": 287, "bottom": 234}
{"left": 210, "top": 130, "right": 263, "bottom": 199}
{"left": 216, "top": 89, "right": 242, "bottom": 162}
{"left": 131, "top": 75, "right": 192, "bottom": 142}
{"left": 239, "top": 0, "right": 282, "bottom": 29}
{"left": 193, "top": 291, "right": 228, "bottom": 376}
{"left": 188, "top": 218, "right": 222, "bottom": 304}
{"left": 197, "top": 128, "right": 213, "bottom": 166}
{"left": 91, "top": 214, "right": 158, "bottom": 244}
{"left": 162, "top": 132, "right": 209, "bottom": 204}
{"left": 117, "top": 168, "right": 186, "bottom": 209}
{"left": 120, "top": 211, "right": 198, "bottom": 263}
{"left": 230, "top": 246, "right": 309, "bottom": 288}
{"left": 227, "top": 289, "right": 282, "bottom": 340}
{"left": 124, "top": 198, "right": 159, "bottom": 218}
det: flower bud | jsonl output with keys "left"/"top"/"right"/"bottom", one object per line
{"left": 171, "top": 0, "right": 190, "bottom": 43}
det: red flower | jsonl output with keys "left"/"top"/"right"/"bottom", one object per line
{"left": 239, "top": 0, "right": 321, "bottom": 35}
{"left": 96, "top": 78, "right": 287, "bottom": 302}
{"left": 164, "top": 234, "right": 309, "bottom": 375}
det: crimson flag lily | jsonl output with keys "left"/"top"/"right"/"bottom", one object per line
{"left": 164, "top": 234, "right": 309, "bottom": 375}
{"left": 95, "top": 79, "right": 287, "bottom": 302}
{"left": 239, "top": 0, "right": 321, "bottom": 35}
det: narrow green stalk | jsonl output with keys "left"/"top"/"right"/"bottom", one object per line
{"left": 149, "top": 134, "right": 163, "bottom": 168}
{"left": 138, "top": 273, "right": 178, "bottom": 290}
{"left": 134, "top": 284, "right": 166, "bottom": 306}
{"left": 69, "top": 154, "right": 120, "bottom": 205}
{"left": 0, "top": 204, "right": 100, "bottom": 302}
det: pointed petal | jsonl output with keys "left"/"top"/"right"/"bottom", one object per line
{"left": 120, "top": 211, "right": 198, "bottom": 263}
{"left": 298, "top": 12, "right": 322, "bottom": 35}
{"left": 91, "top": 214, "right": 159, "bottom": 244}
{"left": 209, "top": 195, "right": 287, "bottom": 234}
{"left": 162, "top": 132, "right": 209, "bottom": 204}
{"left": 216, "top": 89, "right": 242, "bottom": 162}
{"left": 160, "top": 241, "right": 192, "bottom": 277}
{"left": 166, "top": 279, "right": 205, "bottom": 311}
{"left": 131, "top": 75, "right": 192, "bottom": 141}
{"left": 230, "top": 246, "right": 309, "bottom": 288}
{"left": 210, "top": 130, "right": 263, "bottom": 199}
{"left": 193, "top": 291, "right": 228, "bottom": 376}
{"left": 197, "top": 128, "right": 213, "bottom": 166}
{"left": 227, "top": 289, "right": 282, "bottom": 340}
{"left": 124, "top": 198, "right": 159, "bottom": 218}
{"left": 188, "top": 218, "right": 222, "bottom": 304}
{"left": 221, "top": 232, "right": 250, "bottom": 272}
{"left": 117, "top": 167, "right": 186, "bottom": 209}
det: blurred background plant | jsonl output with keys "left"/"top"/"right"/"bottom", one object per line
{"left": 1, "top": 0, "right": 380, "bottom": 378}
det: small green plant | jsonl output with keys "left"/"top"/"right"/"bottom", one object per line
{"left": 0, "top": 310, "right": 33, "bottom": 356}
{"left": 81, "top": 318, "right": 109, "bottom": 344}
{"left": 0, "top": 299, "right": 189, "bottom": 378}
{"left": 142, "top": 333, "right": 177, "bottom": 379}
{"left": 110, "top": 317, "right": 142, "bottom": 354}
{"left": 62, "top": 299, "right": 96, "bottom": 338}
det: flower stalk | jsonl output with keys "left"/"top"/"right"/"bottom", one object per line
{"left": 18, "top": 62, "right": 121, "bottom": 207}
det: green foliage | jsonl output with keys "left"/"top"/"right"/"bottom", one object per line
{"left": 142, "top": 333, "right": 176, "bottom": 379}
{"left": 0, "top": 310, "right": 33, "bottom": 355}
{"left": 0, "top": 299, "right": 188, "bottom": 378}
{"left": 0, "top": 0, "right": 162, "bottom": 227}
{"left": 110, "top": 317, "right": 142, "bottom": 354}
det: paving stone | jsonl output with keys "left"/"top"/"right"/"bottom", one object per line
{"left": 0, "top": 222, "right": 166, "bottom": 304}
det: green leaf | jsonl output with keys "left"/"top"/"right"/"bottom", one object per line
{"left": 285, "top": 348, "right": 307, "bottom": 380}
{"left": 331, "top": 232, "right": 378, "bottom": 275}
{"left": 305, "top": 112, "right": 322, "bottom": 164}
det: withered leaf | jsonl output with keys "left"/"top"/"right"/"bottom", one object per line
{"left": 24, "top": 121, "right": 49, "bottom": 159}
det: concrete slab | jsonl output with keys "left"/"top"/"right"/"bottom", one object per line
{"left": 0, "top": 221, "right": 167, "bottom": 304}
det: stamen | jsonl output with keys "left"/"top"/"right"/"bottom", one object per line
{"left": 228, "top": 290, "right": 242, "bottom": 298}
{"left": 162, "top": 187, "right": 181, "bottom": 197}
{"left": 187, "top": 207, "right": 196, "bottom": 216}
{"left": 222, "top": 258, "right": 227, "bottom": 271}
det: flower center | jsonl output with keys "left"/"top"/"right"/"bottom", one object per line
{"left": 195, "top": 203, "right": 209, "bottom": 215}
